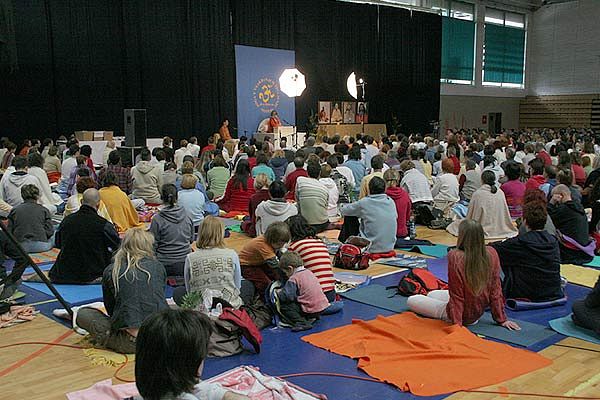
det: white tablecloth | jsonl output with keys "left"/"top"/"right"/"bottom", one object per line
{"left": 80, "top": 138, "right": 163, "bottom": 165}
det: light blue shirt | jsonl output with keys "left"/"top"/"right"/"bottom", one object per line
{"left": 252, "top": 164, "right": 276, "bottom": 182}
{"left": 344, "top": 159, "right": 367, "bottom": 193}
{"left": 178, "top": 189, "right": 205, "bottom": 226}
{"left": 340, "top": 193, "right": 397, "bottom": 253}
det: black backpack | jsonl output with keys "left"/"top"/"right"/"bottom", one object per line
{"left": 331, "top": 170, "right": 351, "bottom": 204}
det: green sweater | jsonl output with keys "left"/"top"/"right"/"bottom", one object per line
{"left": 207, "top": 166, "right": 230, "bottom": 198}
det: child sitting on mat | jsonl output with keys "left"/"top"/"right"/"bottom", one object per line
{"left": 275, "top": 251, "right": 329, "bottom": 331}
{"left": 407, "top": 219, "right": 521, "bottom": 331}
{"left": 239, "top": 221, "right": 291, "bottom": 293}
{"left": 131, "top": 309, "right": 248, "bottom": 400}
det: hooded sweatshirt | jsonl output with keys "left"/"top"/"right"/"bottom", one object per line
{"left": 149, "top": 205, "right": 194, "bottom": 265}
{"left": 386, "top": 186, "right": 412, "bottom": 237}
{"left": 319, "top": 177, "right": 339, "bottom": 221}
{"left": 255, "top": 199, "right": 298, "bottom": 236}
{"left": 1, "top": 171, "right": 41, "bottom": 206}
{"left": 491, "top": 230, "right": 563, "bottom": 301}
{"left": 132, "top": 161, "right": 162, "bottom": 204}
{"left": 269, "top": 157, "right": 288, "bottom": 181}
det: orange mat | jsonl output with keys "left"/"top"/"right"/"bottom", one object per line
{"left": 302, "top": 312, "right": 552, "bottom": 396}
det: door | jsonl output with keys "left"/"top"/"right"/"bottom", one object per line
{"left": 488, "top": 113, "right": 502, "bottom": 134}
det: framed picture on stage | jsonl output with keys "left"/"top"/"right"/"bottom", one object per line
{"left": 356, "top": 102, "right": 368, "bottom": 123}
{"left": 343, "top": 102, "right": 356, "bottom": 123}
{"left": 330, "top": 102, "right": 343, "bottom": 123}
{"left": 318, "top": 101, "right": 331, "bottom": 124}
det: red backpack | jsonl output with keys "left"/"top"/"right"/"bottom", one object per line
{"left": 219, "top": 308, "right": 262, "bottom": 353}
{"left": 396, "top": 269, "right": 448, "bottom": 296}
{"left": 334, "top": 244, "right": 370, "bottom": 270}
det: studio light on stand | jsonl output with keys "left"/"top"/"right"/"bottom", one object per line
{"left": 279, "top": 68, "right": 306, "bottom": 147}
{"left": 347, "top": 71, "right": 366, "bottom": 101}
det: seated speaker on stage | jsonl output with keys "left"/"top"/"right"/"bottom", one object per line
{"left": 267, "top": 110, "right": 281, "bottom": 133}
{"left": 257, "top": 118, "right": 270, "bottom": 133}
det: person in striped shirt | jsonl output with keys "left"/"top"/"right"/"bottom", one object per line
{"left": 286, "top": 215, "right": 336, "bottom": 302}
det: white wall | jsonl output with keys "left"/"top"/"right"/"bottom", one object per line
{"left": 529, "top": 0, "right": 600, "bottom": 95}
{"left": 440, "top": 95, "right": 521, "bottom": 130}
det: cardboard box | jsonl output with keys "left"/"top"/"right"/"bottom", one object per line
{"left": 75, "top": 131, "right": 93, "bottom": 141}
{"left": 76, "top": 130, "right": 113, "bottom": 141}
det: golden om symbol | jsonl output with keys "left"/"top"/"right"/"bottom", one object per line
{"left": 258, "top": 84, "right": 275, "bottom": 104}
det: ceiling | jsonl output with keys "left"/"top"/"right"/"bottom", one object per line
{"left": 485, "top": 0, "right": 579, "bottom": 11}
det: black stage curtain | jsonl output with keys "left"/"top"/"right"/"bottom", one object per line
{"left": 1, "top": 0, "right": 440, "bottom": 143}
{"left": 233, "top": 0, "right": 441, "bottom": 134}
{"left": 231, "top": 0, "right": 295, "bottom": 50}
{"left": 0, "top": 0, "right": 235, "bottom": 145}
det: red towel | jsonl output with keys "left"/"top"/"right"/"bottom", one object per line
{"left": 303, "top": 312, "right": 552, "bottom": 396}
{"left": 369, "top": 250, "right": 397, "bottom": 261}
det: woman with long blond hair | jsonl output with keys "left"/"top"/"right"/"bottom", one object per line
{"left": 75, "top": 228, "right": 168, "bottom": 354}
{"left": 408, "top": 219, "right": 520, "bottom": 330}
{"left": 173, "top": 216, "right": 250, "bottom": 308}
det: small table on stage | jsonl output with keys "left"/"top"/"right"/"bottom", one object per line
{"left": 317, "top": 123, "right": 387, "bottom": 140}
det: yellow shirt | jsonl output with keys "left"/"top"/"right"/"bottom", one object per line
{"left": 99, "top": 186, "right": 144, "bottom": 233}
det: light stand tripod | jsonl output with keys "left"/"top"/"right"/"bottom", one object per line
{"left": 0, "top": 222, "right": 73, "bottom": 318}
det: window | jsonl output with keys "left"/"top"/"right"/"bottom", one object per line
{"left": 440, "top": 1, "right": 475, "bottom": 84}
{"left": 483, "top": 8, "right": 526, "bottom": 87}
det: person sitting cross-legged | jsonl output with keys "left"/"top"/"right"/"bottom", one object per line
{"left": 50, "top": 188, "right": 121, "bottom": 284}
{"left": 491, "top": 196, "right": 563, "bottom": 302}
{"left": 7, "top": 184, "right": 55, "bottom": 254}
{"left": 274, "top": 251, "right": 330, "bottom": 332}
{"left": 339, "top": 176, "right": 397, "bottom": 254}
{"left": 74, "top": 228, "right": 168, "bottom": 354}
{"left": 99, "top": 171, "right": 145, "bottom": 233}
{"left": 548, "top": 184, "right": 594, "bottom": 265}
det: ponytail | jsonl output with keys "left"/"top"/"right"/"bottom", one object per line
{"left": 481, "top": 170, "right": 497, "bottom": 193}
{"left": 160, "top": 184, "right": 178, "bottom": 207}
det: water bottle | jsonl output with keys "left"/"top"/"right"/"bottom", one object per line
{"left": 409, "top": 215, "right": 416, "bottom": 240}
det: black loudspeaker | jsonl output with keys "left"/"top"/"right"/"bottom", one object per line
{"left": 124, "top": 109, "right": 147, "bottom": 147}
{"left": 116, "top": 146, "right": 144, "bottom": 168}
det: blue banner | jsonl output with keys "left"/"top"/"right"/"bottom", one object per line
{"left": 235, "top": 45, "right": 296, "bottom": 138}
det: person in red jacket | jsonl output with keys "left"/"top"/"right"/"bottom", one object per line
{"left": 525, "top": 158, "right": 546, "bottom": 191}
{"left": 241, "top": 173, "right": 271, "bottom": 237}
{"left": 447, "top": 146, "right": 460, "bottom": 175}
{"left": 407, "top": 219, "right": 521, "bottom": 330}
{"left": 383, "top": 169, "right": 411, "bottom": 238}
{"left": 216, "top": 159, "right": 255, "bottom": 212}
{"left": 285, "top": 157, "right": 308, "bottom": 200}
{"left": 535, "top": 142, "right": 552, "bottom": 167}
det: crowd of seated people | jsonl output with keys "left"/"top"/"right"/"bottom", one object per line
{"left": 2, "top": 126, "right": 600, "bottom": 356}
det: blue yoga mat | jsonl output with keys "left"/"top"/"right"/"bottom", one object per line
{"left": 22, "top": 262, "right": 54, "bottom": 275}
{"left": 22, "top": 282, "right": 103, "bottom": 304}
{"left": 409, "top": 244, "right": 450, "bottom": 258}
{"left": 468, "top": 313, "right": 556, "bottom": 347}
{"left": 376, "top": 254, "right": 428, "bottom": 269}
{"left": 341, "top": 283, "right": 555, "bottom": 347}
{"left": 426, "top": 258, "right": 449, "bottom": 281}
{"left": 340, "top": 284, "right": 408, "bottom": 313}
{"left": 584, "top": 256, "right": 600, "bottom": 269}
{"left": 549, "top": 314, "right": 600, "bottom": 345}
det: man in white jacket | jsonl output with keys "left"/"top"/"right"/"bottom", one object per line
{"left": 255, "top": 181, "right": 297, "bottom": 236}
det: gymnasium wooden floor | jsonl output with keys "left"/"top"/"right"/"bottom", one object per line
{"left": 1, "top": 226, "right": 599, "bottom": 399}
